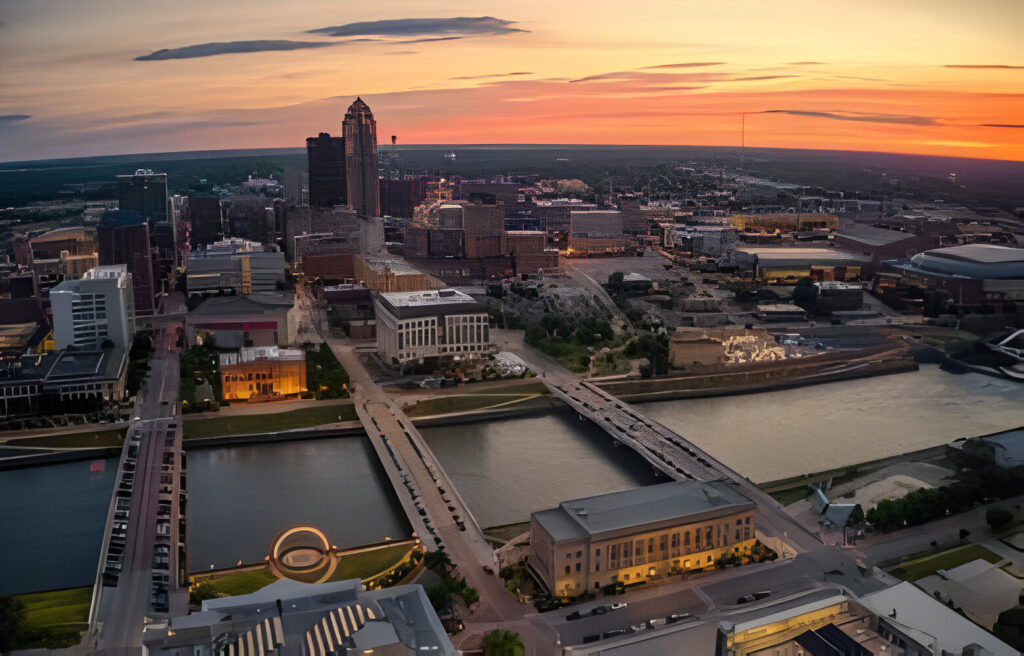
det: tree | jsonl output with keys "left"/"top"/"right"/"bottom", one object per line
{"left": 987, "top": 508, "right": 1013, "bottom": 530}
{"left": 189, "top": 582, "right": 219, "bottom": 605}
{"left": 0, "top": 595, "right": 25, "bottom": 653}
{"left": 606, "top": 272, "right": 625, "bottom": 291}
{"left": 483, "top": 630, "right": 525, "bottom": 656}
{"left": 460, "top": 586, "right": 480, "bottom": 606}
{"left": 426, "top": 583, "right": 452, "bottom": 616}
{"left": 792, "top": 278, "right": 819, "bottom": 312}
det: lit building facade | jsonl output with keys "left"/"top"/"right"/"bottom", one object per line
{"left": 530, "top": 481, "right": 756, "bottom": 597}
{"left": 374, "top": 288, "right": 493, "bottom": 364}
{"left": 220, "top": 346, "right": 307, "bottom": 401}
{"left": 50, "top": 264, "right": 136, "bottom": 351}
{"left": 187, "top": 238, "right": 285, "bottom": 296}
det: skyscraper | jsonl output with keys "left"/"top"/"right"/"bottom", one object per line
{"left": 306, "top": 132, "right": 346, "bottom": 208}
{"left": 98, "top": 210, "right": 156, "bottom": 316}
{"left": 116, "top": 169, "right": 176, "bottom": 273}
{"left": 343, "top": 98, "right": 380, "bottom": 218}
{"left": 51, "top": 264, "right": 136, "bottom": 351}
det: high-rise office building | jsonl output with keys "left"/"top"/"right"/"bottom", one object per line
{"left": 186, "top": 195, "right": 223, "bottom": 248}
{"left": 51, "top": 264, "right": 136, "bottom": 351}
{"left": 343, "top": 97, "right": 380, "bottom": 218}
{"left": 116, "top": 169, "right": 176, "bottom": 273}
{"left": 97, "top": 210, "right": 156, "bottom": 316}
{"left": 306, "top": 132, "right": 346, "bottom": 208}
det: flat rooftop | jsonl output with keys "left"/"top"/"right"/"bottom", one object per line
{"left": 379, "top": 288, "right": 476, "bottom": 308}
{"left": 533, "top": 480, "right": 755, "bottom": 542}
{"left": 837, "top": 224, "right": 917, "bottom": 246}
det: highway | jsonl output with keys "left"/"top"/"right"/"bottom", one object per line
{"left": 88, "top": 310, "right": 186, "bottom": 656}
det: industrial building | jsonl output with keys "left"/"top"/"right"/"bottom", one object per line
{"left": 736, "top": 247, "right": 869, "bottom": 282}
{"left": 569, "top": 210, "right": 632, "bottom": 254}
{"left": 219, "top": 346, "right": 307, "bottom": 402}
{"left": 354, "top": 255, "right": 444, "bottom": 293}
{"left": 50, "top": 264, "right": 136, "bottom": 351}
{"left": 142, "top": 578, "right": 456, "bottom": 656}
{"left": 730, "top": 212, "right": 839, "bottom": 233}
{"left": 530, "top": 481, "right": 756, "bottom": 597}
{"left": 187, "top": 238, "right": 285, "bottom": 296}
{"left": 374, "top": 288, "right": 493, "bottom": 365}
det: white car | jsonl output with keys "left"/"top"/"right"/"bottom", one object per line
{"left": 610, "top": 602, "right": 628, "bottom": 610}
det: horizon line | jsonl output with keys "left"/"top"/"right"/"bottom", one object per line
{"left": 3, "top": 142, "right": 1024, "bottom": 167}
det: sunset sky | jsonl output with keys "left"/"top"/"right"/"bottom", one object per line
{"left": 1, "top": 0, "right": 1023, "bottom": 162}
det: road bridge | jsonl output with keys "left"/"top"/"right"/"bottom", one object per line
{"left": 507, "top": 342, "right": 821, "bottom": 555}
{"left": 87, "top": 317, "right": 187, "bottom": 655}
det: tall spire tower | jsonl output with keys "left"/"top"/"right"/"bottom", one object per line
{"left": 343, "top": 97, "right": 380, "bottom": 218}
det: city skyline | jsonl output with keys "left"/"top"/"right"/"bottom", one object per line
{"left": 1, "top": 0, "right": 1023, "bottom": 162}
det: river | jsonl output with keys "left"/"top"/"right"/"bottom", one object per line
{"left": 0, "top": 457, "right": 116, "bottom": 595}
{"left": 186, "top": 437, "right": 410, "bottom": 572}
{"left": 2, "top": 365, "right": 1019, "bottom": 594}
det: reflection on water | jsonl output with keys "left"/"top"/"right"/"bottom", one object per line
{"left": 637, "top": 365, "right": 1023, "bottom": 483}
{"left": 187, "top": 437, "right": 409, "bottom": 571}
{"left": 0, "top": 457, "right": 116, "bottom": 595}
{"left": 420, "top": 411, "right": 661, "bottom": 528}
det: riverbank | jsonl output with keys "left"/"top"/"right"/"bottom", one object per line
{"left": 596, "top": 338, "right": 917, "bottom": 402}
{"left": 0, "top": 342, "right": 920, "bottom": 469}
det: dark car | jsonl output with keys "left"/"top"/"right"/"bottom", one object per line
{"left": 566, "top": 610, "right": 581, "bottom": 621}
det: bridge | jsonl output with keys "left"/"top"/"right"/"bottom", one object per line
{"left": 87, "top": 316, "right": 187, "bottom": 655}
{"left": 506, "top": 341, "right": 822, "bottom": 555}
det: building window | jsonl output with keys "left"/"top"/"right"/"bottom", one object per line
{"left": 564, "top": 566, "right": 570, "bottom": 575}
{"left": 735, "top": 529, "right": 741, "bottom": 541}
{"left": 565, "top": 553, "right": 571, "bottom": 560}
{"left": 595, "top": 562, "right": 600, "bottom": 571}
{"left": 671, "top": 533, "right": 680, "bottom": 548}
{"left": 576, "top": 550, "right": 582, "bottom": 558}
{"left": 575, "top": 563, "right": 581, "bottom": 572}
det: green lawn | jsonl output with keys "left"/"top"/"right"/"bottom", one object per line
{"left": 193, "top": 568, "right": 279, "bottom": 597}
{"left": 183, "top": 403, "right": 358, "bottom": 439}
{"left": 889, "top": 544, "right": 1004, "bottom": 581}
{"left": 192, "top": 542, "right": 415, "bottom": 597}
{"left": 404, "top": 382, "right": 549, "bottom": 418}
{"left": 329, "top": 542, "right": 415, "bottom": 582}
{"left": 12, "top": 586, "right": 91, "bottom": 648}
{"left": 6, "top": 429, "right": 125, "bottom": 449}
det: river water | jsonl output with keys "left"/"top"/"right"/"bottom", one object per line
{"left": 0, "top": 457, "right": 116, "bottom": 595}
{"left": 186, "top": 437, "right": 410, "bottom": 572}
{"left": 2, "top": 365, "right": 1019, "bottom": 594}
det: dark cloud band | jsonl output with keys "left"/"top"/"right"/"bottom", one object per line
{"left": 0, "top": 114, "right": 31, "bottom": 123}
{"left": 135, "top": 40, "right": 334, "bottom": 61}
{"left": 308, "top": 16, "right": 527, "bottom": 38}
{"left": 762, "top": 109, "right": 937, "bottom": 126}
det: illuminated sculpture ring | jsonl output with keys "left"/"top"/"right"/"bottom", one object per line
{"left": 267, "top": 526, "right": 339, "bottom": 584}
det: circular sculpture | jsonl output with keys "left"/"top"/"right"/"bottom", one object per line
{"left": 267, "top": 526, "right": 339, "bottom": 584}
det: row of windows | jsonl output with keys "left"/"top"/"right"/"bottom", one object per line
{"left": 224, "top": 372, "right": 276, "bottom": 382}
{"left": 0, "top": 385, "right": 39, "bottom": 397}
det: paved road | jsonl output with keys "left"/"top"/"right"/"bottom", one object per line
{"left": 324, "top": 339, "right": 559, "bottom": 655}
{"left": 89, "top": 315, "right": 185, "bottom": 656}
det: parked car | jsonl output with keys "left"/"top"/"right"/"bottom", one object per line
{"left": 610, "top": 602, "right": 628, "bottom": 610}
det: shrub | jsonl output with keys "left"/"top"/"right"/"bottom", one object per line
{"left": 460, "top": 586, "right": 479, "bottom": 606}
{"left": 959, "top": 528, "right": 971, "bottom": 540}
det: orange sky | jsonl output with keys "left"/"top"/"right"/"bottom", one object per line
{"left": 1, "top": 0, "right": 1022, "bottom": 161}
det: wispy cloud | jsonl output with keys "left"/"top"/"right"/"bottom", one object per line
{"left": 944, "top": 64, "right": 1024, "bottom": 70}
{"left": 640, "top": 62, "right": 726, "bottom": 70}
{"left": 0, "top": 114, "right": 31, "bottom": 123}
{"left": 980, "top": 123, "right": 1024, "bottom": 128}
{"left": 135, "top": 40, "right": 333, "bottom": 61}
{"left": 308, "top": 16, "right": 527, "bottom": 39}
{"left": 450, "top": 71, "right": 533, "bottom": 80}
{"left": 733, "top": 75, "right": 799, "bottom": 81}
{"left": 761, "top": 109, "right": 938, "bottom": 126}
{"left": 786, "top": 61, "right": 825, "bottom": 65}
